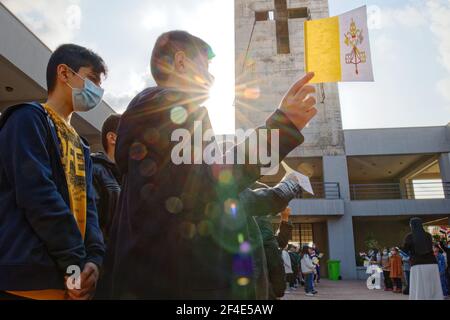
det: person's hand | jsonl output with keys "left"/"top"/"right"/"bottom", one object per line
{"left": 279, "top": 72, "right": 317, "bottom": 130}
{"left": 280, "top": 207, "right": 291, "bottom": 222}
{"left": 66, "top": 262, "right": 99, "bottom": 300}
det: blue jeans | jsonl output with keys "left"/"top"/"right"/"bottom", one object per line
{"left": 304, "top": 273, "right": 314, "bottom": 293}
{"left": 404, "top": 270, "right": 410, "bottom": 290}
{"left": 440, "top": 273, "right": 448, "bottom": 296}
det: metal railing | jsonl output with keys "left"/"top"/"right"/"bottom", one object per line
{"left": 264, "top": 182, "right": 341, "bottom": 200}
{"left": 350, "top": 181, "right": 450, "bottom": 200}
{"left": 295, "top": 182, "right": 341, "bottom": 200}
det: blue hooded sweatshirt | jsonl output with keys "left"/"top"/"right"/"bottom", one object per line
{"left": 0, "top": 102, "right": 105, "bottom": 291}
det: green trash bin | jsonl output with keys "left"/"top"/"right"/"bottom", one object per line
{"left": 327, "top": 260, "right": 341, "bottom": 281}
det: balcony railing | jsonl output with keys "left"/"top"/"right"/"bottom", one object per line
{"left": 295, "top": 182, "right": 341, "bottom": 200}
{"left": 350, "top": 182, "right": 450, "bottom": 200}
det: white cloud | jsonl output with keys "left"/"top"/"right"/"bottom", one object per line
{"left": 426, "top": 0, "right": 450, "bottom": 104}
{"left": 369, "top": 1, "right": 450, "bottom": 105}
{"left": 2, "top": 0, "right": 82, "bottom": 49}
{"left": 368, "top": 4, "right": 427, "bottom": 30}
{"left": 66, "top": 4, "right": 82, "bottom": 31}
{"left": 437, "top": 78, "right": 450, "bottom": 102}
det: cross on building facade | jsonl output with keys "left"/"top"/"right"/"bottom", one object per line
{"left": 255, "top": 0, "right": 310, "bottom": 54}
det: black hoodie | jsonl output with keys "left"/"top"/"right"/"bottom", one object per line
{"left": 91, "top": 152, "right": 121, "bottom": 243}
{"left": 403, "top": 218, "right": 436, "bottom": 266}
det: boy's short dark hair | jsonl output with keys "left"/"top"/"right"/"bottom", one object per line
{"left": 101, "top": 114, "right": 121, "bottom": 152}
{"left": 150, "top": 30, "right": 215, "bottom": 84}
{"left": 46, "top": 44, "right": 108, "bottom": 93}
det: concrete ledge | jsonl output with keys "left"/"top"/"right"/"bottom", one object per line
{"left": 347, "top": 199, "right": 450, "bottom": 216}
{"left": 289, "top": 199, "right": 345, "bottom": 216}
{"left": 344, "top": 126, "right": 450, "bottom": 155}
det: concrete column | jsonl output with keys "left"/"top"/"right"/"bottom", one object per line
{"left": 327, "top": 214, "right": 357, "bottom": 280}
{"left": 323, "top": 156, "right": 350, "bottom": 200}
{"left": 439, "top": 153, "right": 450, "bottom": 198}
{"left": 323, "top": 156, "right": 356, "bottom": 279}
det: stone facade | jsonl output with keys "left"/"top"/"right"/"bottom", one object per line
{"left": 235, "top": 0, "right": 345, "bottom": 157}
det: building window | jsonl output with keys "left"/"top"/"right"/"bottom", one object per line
{"left": 255, "top": 10, "right": 275, "bottom": 22}
{"left": 285, "top": 223, "right": 314, "bottom": 245}
{"left": 300, "top": 224, "right": 314, "bottom": 245}
{"left": 255, "top": 11, "right": 269, "bottom": 21}
{"left": 288, "top": 7, "right": 309, "bottom": 19}
{"left": 272, "top": 223, "right": 314, "bottom": 246}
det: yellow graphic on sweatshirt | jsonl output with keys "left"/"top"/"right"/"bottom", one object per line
{"left": 8, "top": 104, "right": 87, "bottom": 300}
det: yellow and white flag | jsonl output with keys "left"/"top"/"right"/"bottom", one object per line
{"left": 305, "top": 6, "right": 374, "bottom": 83}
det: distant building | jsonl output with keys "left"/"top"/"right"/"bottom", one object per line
{"left": 0, "top": 3, "right": 115, "bottom": 150}
{"left": 235, "top": 0, "right": 450, "bottom": 279}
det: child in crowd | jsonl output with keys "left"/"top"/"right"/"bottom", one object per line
{"left": 381, "top": 248, "right": 393, "bottom": 291}
{"left": 389, "top": 247, "right": 403, "bottom": 293}
{"left": 399, "top": 248, "right": 411, "bottom": 295}
{"left": 433, "top": 244, "right": 448, "bottom": 297}
{"left": 282, "top": 246, "right": 294, "bottom": 294}
{"left": 301, "top": 246, "right": 317, "bottom": 297}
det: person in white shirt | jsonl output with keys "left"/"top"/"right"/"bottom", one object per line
{"left": 301, "top": 245, "right": 317, "bottom": 296}
{"left": 282, "top": 246, "right": 293, "bottom": 294}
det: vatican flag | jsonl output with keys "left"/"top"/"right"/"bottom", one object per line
{"left": 305, "top": 6, "right": 374, "bottom": 83}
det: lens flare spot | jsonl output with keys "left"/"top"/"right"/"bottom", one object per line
{"left": 180, "top": 222, "right": 196, "bottom": 239}
{"left": 139, "top": 159, "right": 157, "bottom": 177}
{"left": 238, "top": 233, "right": 244, "bottom": 244}
{"left": 218, "top": 169, "right": 233, "bottom": 185}
{"left": 165, "top": 197, "right": 183, "bottom": 214}
{"left": 244, "top": 87, "right": 260, "bottom": 100}
{"left": 194, "top": 75, "right": 206, "bottom": 85}
{"left": 237, "top": 277, "right": 250, "bottom": 287}
{"left": 143, "top": 128, "right": 160, "bottom": 145}
{"left": 224, "top": 199, "right": 238, "bottom": 217}
{"left": 197, "top": 220, "right": 211, "bottom": 237}
{"left": 129, "top": 142, "right": 147, "bottom": 161}
{"left": 170, "top": 106, "right": 188, "bottom": 125}
{"left": 240, "top": 241, "right": 251, "bottom": 254}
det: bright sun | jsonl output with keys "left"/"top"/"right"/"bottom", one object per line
{"left": 205, "top": 60, "right": 236, "bottom": 135}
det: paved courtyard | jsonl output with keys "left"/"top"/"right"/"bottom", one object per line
{"left": 281, "top": 279, "right": 409, "bottom": 300}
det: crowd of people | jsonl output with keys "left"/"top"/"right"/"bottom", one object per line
{"left": 0, "top": 30, "right": 319, "bottom": 300}
{"left": 364, "top": 218, "right": 449, "bottom": 300}
{"left": 282, "top": 244, "right": 322, "bottom": 297}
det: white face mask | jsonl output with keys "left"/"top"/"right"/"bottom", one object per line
{"left": 67, "top": 70, "right": 104, "bottom": 112}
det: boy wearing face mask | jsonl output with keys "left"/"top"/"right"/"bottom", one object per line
{"left": 0, "top": 44, "right": 107, "bottom": 300}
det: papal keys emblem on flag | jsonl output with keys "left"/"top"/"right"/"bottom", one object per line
{"left": 304, "top": 6, "right": 374, "bottom": 83}
{"left": 344, "top": 19, "right": 367, "bottom": 75}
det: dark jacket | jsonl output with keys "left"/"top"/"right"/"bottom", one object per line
{"left": 0, "top": 102, "right": 105, "bottom": 291}
{"left": 103, "top": 87, "right": 304, "bottom": 299}
{"left": 239, "top": 180, "right": 301, "bottom": 300}
{"left": 91, "top": 152, "right": 121, "bottom": 243}
{"left": 255, "top": 217, "right": 293, "bottom": 299}
{"left": 403, "top": 233, "right": 436, "bottom": 266}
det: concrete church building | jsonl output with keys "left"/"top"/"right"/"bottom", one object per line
{"left": 0, "top": 3, "right": 114, "bottom": 150}
{"left": 235, "top": 0, "right": 450, "bottom": 279}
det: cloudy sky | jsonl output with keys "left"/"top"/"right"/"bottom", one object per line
{"left": 2, "top": 0, "right": 449, "bottom": 134}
